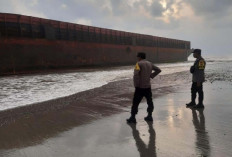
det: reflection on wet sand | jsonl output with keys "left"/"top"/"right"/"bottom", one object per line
{"left": 128, "top": 122, "right": 156, "bottom": 157}
{"left": 0, "top": 79, "right": 131, "bottom": 150}
{"left": 191, "top": 108, "right": 211, "bottom": 157}
{"left": 0, "top": 76, "right": 175, "bottom": 151}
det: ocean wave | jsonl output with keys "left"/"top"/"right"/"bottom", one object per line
{"left": 0, "top": 60, "right": 231, "bottom": 111}
{"left": 206, "top": 73, "right": 232, "bottom": 83}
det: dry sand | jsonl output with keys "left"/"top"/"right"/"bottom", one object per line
{"left": 0, "top": 71, "right": 232, "bottom": 157}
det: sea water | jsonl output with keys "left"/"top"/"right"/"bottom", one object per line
{"left": 0, "top": 58, "right": 231, "bottom": 111}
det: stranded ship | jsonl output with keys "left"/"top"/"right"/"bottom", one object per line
{"left": 0, "top": 13, "right": 191, "bottom": 75}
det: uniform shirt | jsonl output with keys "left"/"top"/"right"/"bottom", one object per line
{"left": 192, "top": 58, "right": 206, "bottom": 83}
{"left": 133, "top": 59, "right": 161, "bottom": 88}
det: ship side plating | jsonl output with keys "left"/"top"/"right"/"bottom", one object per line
{"left": 0, "top": 13, "right": 191, "bottom": 75}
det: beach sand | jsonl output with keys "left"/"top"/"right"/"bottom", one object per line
{"left": 0, "top": 71, "right": 232, "bottom": 157}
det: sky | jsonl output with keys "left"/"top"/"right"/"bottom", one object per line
{"left": 0, "top": 0, "right": 232, "bottom": 58}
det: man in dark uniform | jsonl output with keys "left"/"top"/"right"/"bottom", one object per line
{"left": 186, "top": 49, "right": 206, "bottom": 108}
{"left": 127, "top": 52, "right": 161, "bottom": 123}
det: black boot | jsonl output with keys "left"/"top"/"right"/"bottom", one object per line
{"left": 127, "top": 115, "right": 137, "bottom": 123}
{"left": 144, "top": 113, "right": 153, "bottom": 122}
{"left": 186, "top": 101, "right": 196, "bottom": 107}
{"left": 193, "top": 103, "right": 204, "bottom": 109}
{"left": 144, "top": 116, "right": 153, "bottom": 122}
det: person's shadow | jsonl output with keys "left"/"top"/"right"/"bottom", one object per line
{"left": 128, "top": 122, "right": 156, "bottom": 157}
{"left": 191, "top": 108, "right": 211, "bottom": 156}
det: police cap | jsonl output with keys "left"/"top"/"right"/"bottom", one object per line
{"left": 137, "top": 52, "right": 146, "bottom": 59}
{"left": 192, "top": 49, "right": 201, "bottom": 55}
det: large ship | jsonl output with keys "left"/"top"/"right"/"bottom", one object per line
{"left": 0, "top": 13, "right": 191, "bottom": 75}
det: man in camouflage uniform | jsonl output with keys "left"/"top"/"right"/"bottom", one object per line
{"left": 127, "top": 52, "right": 161, "bottom": 123}
{"left": 186, "top": 49, "right": 206, "bottom": 108}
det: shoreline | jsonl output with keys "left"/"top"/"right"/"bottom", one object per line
{"left": 0, "top": 71, "right": 190, "bottom": 150}
{"left": 1, "top": 81, "right": 232, "bottom": 156}
{"left": 1, "top": 70, "right": 232, "bottom": 156}
{"left": 0, "top": 70, "right": 191, "bottom": 119}
{"left": 0, "top": 64, "right": 134, "bottom": 78}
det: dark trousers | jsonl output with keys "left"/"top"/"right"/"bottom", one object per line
{"left": 191, "top": 82, "right": 204, "bottom": 104}
{"left": 131, "top": 88, "right": 154, "bottom": 116}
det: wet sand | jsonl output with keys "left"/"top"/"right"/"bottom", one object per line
{"left": 0, "top": 71, "right": 232, "bottom": 156}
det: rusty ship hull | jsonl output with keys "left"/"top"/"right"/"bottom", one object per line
{"left": 0, "top": 13, "right": 191, "bottom": 75}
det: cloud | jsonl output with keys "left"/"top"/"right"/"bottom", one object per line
{"left": 149, "top": 0, "right": 165, "bottom": 17}
{"left": 61, "top": 4, "right": 67, "bottom": 9}
{"left": 1, "top": 0, "right": 47, "bottom": 18}
{"left": 75, "top": 18, "right": 92, "bottom": 25}
{"left": 186, "top": 0, "right": 232, "bottom": 21}
{"left": 0, "top": 0, "right": 231, "bottom": 57}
